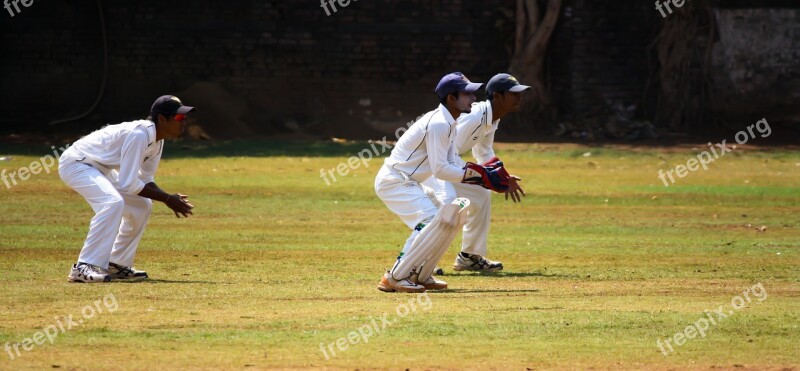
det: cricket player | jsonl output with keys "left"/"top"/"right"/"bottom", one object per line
{"left": 424, "top": 73, "right": 530, "bottom": 272}
{"left": 375, "top": 72, "right": 511, "bottom": 293}
{"left": 58, "top": 95, "right": 196, "bottom": 283}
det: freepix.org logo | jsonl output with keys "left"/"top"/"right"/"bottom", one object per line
{"left": 2, "top": 143, "right": 72, "bottom": 190}
{"left": 655, "top": 0, "right": 689, "bottom": 18}
{"left": 4, "top": 293, "right": 119, "bottom": 361}
{"left": 4, "top": 0, "right": 36, "bottom": 18}
{"left": 320, "top": 0, "right": 358, "bottom": 16}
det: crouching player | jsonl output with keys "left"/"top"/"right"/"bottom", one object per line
{"left": 375, "top": 72, "right": 510, "bottom": 293}
{"left": 58, "top": 95, "right": 196, "bottom": 283}
{"left": 424, "top": 73, "right": 531, "bottom": 273}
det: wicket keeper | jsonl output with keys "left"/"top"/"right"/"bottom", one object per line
{"left": 423, "top": 73, "right": 531, "bottom": 272}
{"left": 375, "top": 72, "right": 510, "bottom": 293}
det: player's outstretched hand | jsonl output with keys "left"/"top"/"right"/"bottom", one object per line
{"left": 166, "top": 193, "right": 194, "bottom": 218}
{"left": 505, "top": 175, "right": 525, "bottom": 203}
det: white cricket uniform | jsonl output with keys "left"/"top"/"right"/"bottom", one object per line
{"left": 374, "top": 104, "right": 465, "bottom": 230}
{"left": 422, "top": 100, "right": 497, "bottom": 256}
{"left": 58, "top": 120, "right": 163, "bottom": 269}
{"left": 375, "top": 104, "right": 474, "bottom": 280}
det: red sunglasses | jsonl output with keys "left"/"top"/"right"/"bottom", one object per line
{"left": 173, "top": 114, "right": 187, "bottom": 122}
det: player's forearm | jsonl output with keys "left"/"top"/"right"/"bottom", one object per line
{"left": 117, "top": 157, "right": 146, "bottom": 195}
{"left": 473, "top": 151, "right": 497, "bottom": 164}
{"left": 137, "top": 182, "right": 170, "bottom": 203}
{"left": 118, "top": 131, "right": 151, "bottom": 195}
{"left": 473, "top": 141, "right": 496, "bottom": 164}
{"left": 431, "top": 163, "right": 466, "bottom": 183}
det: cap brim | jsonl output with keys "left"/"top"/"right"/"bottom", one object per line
{"left": 463, "top": 82, "right": 484, "bottom": 93}
{"left": 177, "top": 106, "right": 195, "bottom": 114}
{"left": 508, "top": 85, "right": 532, "bottom": 92}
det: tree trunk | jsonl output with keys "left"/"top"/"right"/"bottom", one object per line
{"left": 650, "top": 0, "right": 716, "bottom": 130}
{"left": 508, "top": 0, "right": 562, "bottom": 128}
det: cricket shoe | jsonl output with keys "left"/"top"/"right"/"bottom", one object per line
{"left": 415, "top": 276, "right": 447, "bottom": 290}
{"left": 68, "top": 263, "right": 112, "bottom": 283}
{"left": 433, "top": 266, "right": 444, "bottom": 275}
{"left": 453, "top": 252, "right": 503, "bottom": 272}
{"left": 378, "top": 272, "right": 426, "bottom": 293}
{"left": 108, "top": 262, "right": 149, "bottom": 281}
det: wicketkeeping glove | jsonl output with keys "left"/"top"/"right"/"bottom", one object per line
{"left": 461, "top": 157, "right": 510, "bottom": 192}
{"left": 481, "top": 157, "right": 511, "bottom": 177}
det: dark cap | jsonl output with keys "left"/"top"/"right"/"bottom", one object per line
{"left": 486, "top": 73, "right": 531, "bottom": 96}
{"left": 150, "top": 95, "right": 195, "bottom": 117}
{"left": 435, "top": 72, "right": 484, "bottom": 99}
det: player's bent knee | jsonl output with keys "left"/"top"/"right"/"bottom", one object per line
{"left": 141, "top": 198, "right": 153, "bottom": 212}
{"left": 104, "top": 196, "right": 125, "bottom": 216}
{"left": 413, "top": 215, "right": 434, "bottom": 231}
{"left": 480, "top": 188, "right": 492, "bottom": 202}
{"left": 470, "top": 188, "right": 491, "bottom": 205}
{"left": 440, "top": 197, "right": 470, "bottom": 228}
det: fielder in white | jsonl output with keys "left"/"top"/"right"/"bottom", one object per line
{"left": 375, "top": 72, "right": 511, "bottom": 293}
{"left": 423, "top": 73, "right": 530, "bottom": 272}
{"left": 58, "top": 95, "right": 196, "bottom": 283}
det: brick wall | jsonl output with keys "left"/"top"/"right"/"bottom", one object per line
{"left": 0, "top": 0, "right": 512, "bottom": 139}
{"left": 548, "top": 0, "right": 660, "bottom": 119}
{"left": 2, "top": 1, "right": 794, "bottom": 140}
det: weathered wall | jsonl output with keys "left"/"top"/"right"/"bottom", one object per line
{"left": 710, "top": 8, "right": 799, "bottom": 125}
{"left": 546, "top": 1, "right": 799, "bottom": 135}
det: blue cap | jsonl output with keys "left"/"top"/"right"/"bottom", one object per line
{"left": 435, "top": 72, "right": 484, "bottom": 99}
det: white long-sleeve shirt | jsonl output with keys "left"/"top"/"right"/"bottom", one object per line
{"left": 454, "top": 100, "right": 498, "bottom": 163}
{"left": 61, "top": 120, "right": 163, "bottom": 195}
{"left": 383, "top": 104, "right": 465, "bottom": 183}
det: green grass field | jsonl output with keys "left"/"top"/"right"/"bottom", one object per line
{"left": 0, "top": 141, "right": 798, "bottom": 370}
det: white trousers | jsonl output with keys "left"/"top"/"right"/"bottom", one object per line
{"left": 58, "top": 159, "right": 152, "bottom": 269}
{"left": 374, "top": 165, "right": 455, "bottom": 230}
{"left": 422, "top": 177, "right": 491, "bottom": 256}
{"left": 375, "top": 165, "right": 459, "bottom": 277}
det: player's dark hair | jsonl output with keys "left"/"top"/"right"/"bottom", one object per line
{"left": 147, "top": 112, "right": 170, "bottom": 122}
{"left": 487, "top": 91, "right": 504, "bottom": 101}
{"left": 439, "top": 92, "right": 458, "bottom": 105}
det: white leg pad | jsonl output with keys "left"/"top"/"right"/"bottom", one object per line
{"left": 417, "top": 206, "right": 468, "bottom": 281}
{"left": 390, "top": 198, "right": 470, "bottom": 280}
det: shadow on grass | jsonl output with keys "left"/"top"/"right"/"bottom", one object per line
{"left": 431, "top": 288, "right": 541, "bottom": 294}
{"left": 440, "top": 271, "right": 578, "bottom": 279}
{"left": 116, "top": 278, "right": 223, "bottom": 284}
